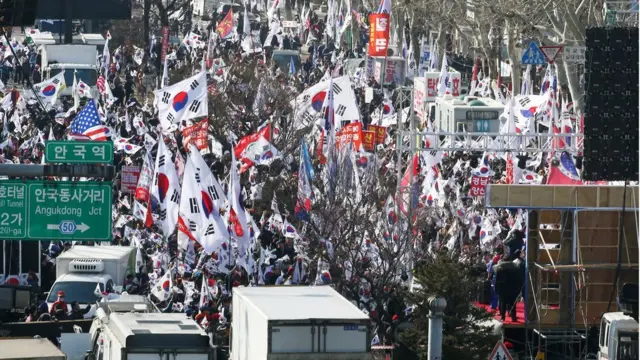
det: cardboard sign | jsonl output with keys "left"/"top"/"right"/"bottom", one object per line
{"left": 121, "top": 166, "right": 141, "bottom": 194}
{"left": 368, "top": 14, "right": 390, "bottom": 57}
{"left": 362, "top": 130, "right": 375, "bottom": 151}
{"left": 368, "top": 125, "right": 387, "bottom": 145}
{"left": 373, "top": 57, "right": 405, "bottom": 86}
{"left": 469, "top": 176, "right": 490, "bottom": 197}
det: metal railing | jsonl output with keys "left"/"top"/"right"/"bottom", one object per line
{"left": 396, "top": 132, "right": 583, "bottom": 154}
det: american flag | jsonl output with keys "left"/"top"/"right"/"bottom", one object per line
{"left": 70, "top": 100, "right": 109, "bottom": 141}
{"left": 96, "top": 75, "right": 105, "bottom": 94}
{"left": 207, "top": 83, "right": 218, "bottom": 96}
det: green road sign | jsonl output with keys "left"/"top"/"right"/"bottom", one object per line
{"left": 45, "top": 141, "right": 114, "bottom": 164}
{"left": 0, "top": 180, "right": 112, "bottom": 241}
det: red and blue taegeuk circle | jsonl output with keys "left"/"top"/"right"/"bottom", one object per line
{"left": 172, "top": 91, "right": 189, "bottom": 112}
{"left": 311, "top": 91, "right": 326, "bottom": 112}
{"left": 42, "top": 85, "right": 56, "bottom": 96}
{"left": 201, "top": 191, "right": 214, "bottom": 218}
{"left": 157, "top": 173, "right": 170, "bottom": 203}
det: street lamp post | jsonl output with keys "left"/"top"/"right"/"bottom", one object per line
{"left": 427, "top": 296, "right": 447, "bottom": 360}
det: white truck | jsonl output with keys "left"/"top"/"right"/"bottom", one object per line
{"left": 434, "top": 95, "right": 505, "bottom": 134}
{"left": 40, "top": 44, "right": 99, "bottom": 97}
{"left": 231, "top": 286, "right": 371, "bottom": 360}
{"left": 598, "top": 312, "right": 638, "bottom": 360}
{"left": 0, "top": 338, "right": 67, "bottom": 360}
{"left": 597, "top": 283, "right": 638, "bottom": 360}
{"left": 47, "top": 246, "right": 137, "bottom": 319}
{"left": 85, "top": 312, "right": 216, "bottom": 360}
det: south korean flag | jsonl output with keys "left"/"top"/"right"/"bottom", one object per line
{"left": 155, "top": 71, "right": 208, "bottom": 130}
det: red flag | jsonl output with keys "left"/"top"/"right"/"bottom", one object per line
{"left": 216, "top": 9, "right": 234, "bottom": 38}
{"left": 228, "top": 208, "right": 244, "bottom": 237}
{"left": 233, "top": 124, "right": 272, "bottom": 159}
{"left": 144, "top": 197, "right": 154, "bottom": 229}
{"left": 471, "top": 57, "right": 479, "bottom": 82}
{"left": 316, "top": 129, "right": 326, "bottom": 165}
{"left": 177, "top": 216, "right": 197, "bottom": 241}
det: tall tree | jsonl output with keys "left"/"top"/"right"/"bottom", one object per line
{"left": 402, "top": 251, "right": 500, "bottom": 359}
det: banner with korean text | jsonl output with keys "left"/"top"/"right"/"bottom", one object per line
{"left": 121, "top": 166, "right": 141, "bottom": 194}
{"left": 336, "top": 122, "right": 363, "bottom": 151}
{"left": 368, "top": 14, "right": 390, "bottom": 57}
{"left": 182, "top": 119, "right": 209, "bottom": 151}
{"left": 362, "top": 130, "right": 375, "bottom": 151}
{"left": 469, "top": 176, "right": 490, "bottom": 197}
{"left": 368, "top": 125, "right": 387, "bottom": 145}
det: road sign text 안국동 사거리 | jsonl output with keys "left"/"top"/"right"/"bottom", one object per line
{"left": 0, "top": 180, "right": 112, "bottom": 241}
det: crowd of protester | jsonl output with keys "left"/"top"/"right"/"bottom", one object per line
{"left": 0, "top": 6, "right": 538, "bottom": 353}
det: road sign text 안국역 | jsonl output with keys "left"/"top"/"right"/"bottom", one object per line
{"left": 0, "top": 180, "right": 112, "bottom": 241}
{"left": 45, "top": 141, "right": 114, "bottom": 164}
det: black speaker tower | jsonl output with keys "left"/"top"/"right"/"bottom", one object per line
{"left": 582, "top": 26, "right": 639, "bottom": 182}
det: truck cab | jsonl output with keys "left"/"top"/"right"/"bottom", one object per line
{"left": 434, "top": 95, "right": 505, "bottom": 135}
{"left": 46, "top": 270, "right": 114, "bottom": 319}
{"left": 598, "top": 312, "right": 638, "bottom": 360}
{"left": 598, "top": 283, "right": 639, "bottom": 360}
{"left": 40, "top": 44, "right": 99, "bottom": 97}
{"left": 48, "top": 246, "right": 137, "bottom": 319}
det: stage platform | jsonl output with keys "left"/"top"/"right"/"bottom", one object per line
{"left": 474, "top": 301, "right": 526, "bottom": 328}
{"left": 485, "top": 184, "right": 639, "bottom": 210}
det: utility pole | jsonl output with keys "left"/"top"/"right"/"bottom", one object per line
{"left": 427, "top": 296, "right": 447, "bottom": 360}
{"left": 64, "top": 0, "right": 73, "bottom": 44}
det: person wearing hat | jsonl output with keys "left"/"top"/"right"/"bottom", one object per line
{"left": 49, "top": 291, "right": 67, "bottom": 315}
{"left": 195, "top": 306, "right": 215, "bottom": 325}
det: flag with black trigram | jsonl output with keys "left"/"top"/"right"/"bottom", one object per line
{"left": 170, "top": 189, "right": 180, "bottom": 203}
{"left": 294, "top": 76, "right": 359, "bottom": 128}
{"left": 203, "top": 223, "right": 216, "bottom": 236}
{"left": 207, "top": 185, "right": 220, "bottom": 201}
{"left": 155, "top": 70, "right": 208, "bottom": 126}
{"left": 158, "top": 209, "right": 167, "bottom": 220}
{"left": 299, "top": 109, "right": 316, "bottom": 125}
{"left": 188, "top": 219, "right": 197, "bottom": 233}
{"left": 189, "top": 197, "right": 200, "bottom": 214}
{"left": 331, "top": 82, "right": 342, "bottom": 95}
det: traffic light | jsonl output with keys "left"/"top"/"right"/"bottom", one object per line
{"left": 0, "top": 0, "right": 37, "bottom": 27}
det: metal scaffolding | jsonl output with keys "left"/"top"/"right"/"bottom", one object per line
{"left": 396, "top": 131, "right": 583, "bottom": 154}
{"left": 531, "top": 329, "right": 589, "bottom": 360}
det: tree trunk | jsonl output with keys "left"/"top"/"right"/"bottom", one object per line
{"left": 144, "top": 0, "right": 152, "bottom": 59}
{"left": 505, "top": 21, "right": 521, "bottom": 95}
{"left": 285, "top": 0, "right": 293, "bottom": 21}
{"left": 562, "top": 59, "right": 583, "bottom": 113}
{"left": 436, "top": 25, "right": 447, "bottom": 69}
